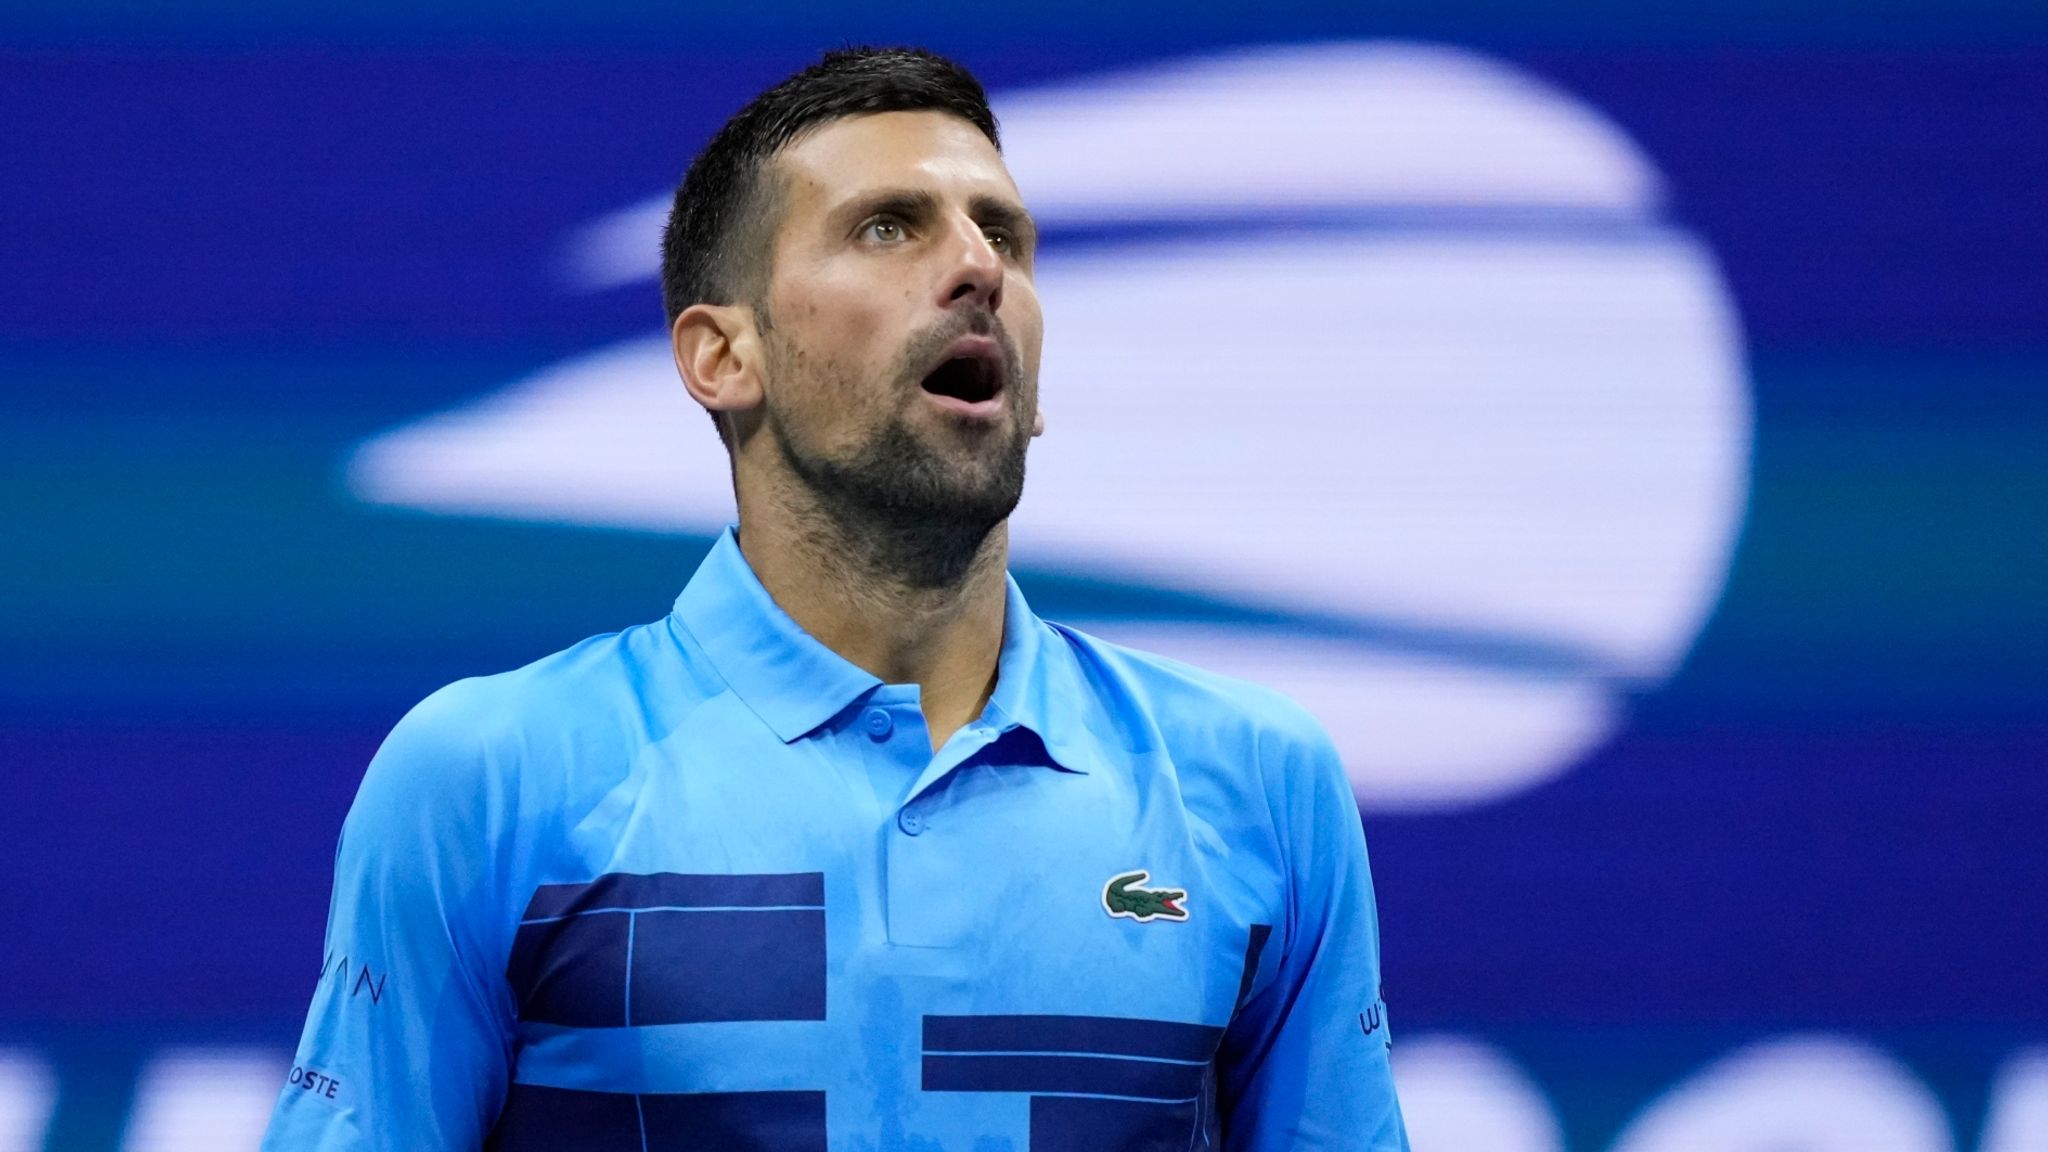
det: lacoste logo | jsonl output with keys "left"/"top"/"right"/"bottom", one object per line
{"left": 1102, "top": 870, "right": 1189, "bottom": 923}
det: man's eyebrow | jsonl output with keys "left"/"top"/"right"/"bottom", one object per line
{"left": 831, "top": 188, "right": 941, "bottom": 230}
{"left": 970, "top": 195, "right": 1038, "bottom": 245}
{"left": 829, "top": 188, "right": 1037, "bottom": 247}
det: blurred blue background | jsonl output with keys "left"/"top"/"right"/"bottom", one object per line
{"left": 2, "top": 3, "right": 2045, "bottom": 1149}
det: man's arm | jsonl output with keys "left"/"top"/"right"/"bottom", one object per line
{"left": 1218, "top": 712, "right": 1410, "bottom": 1150}
{"left": 263, "top": 685, "right": 517, "bottom": 1150}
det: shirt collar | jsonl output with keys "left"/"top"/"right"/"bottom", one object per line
{"left": 669, "top": 527, "right": 1092, "bottom": 774}
{"left": 982, "top": 573, "right": 1097, "bottom": 775}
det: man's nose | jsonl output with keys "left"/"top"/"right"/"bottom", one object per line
{"left": 937, "top": 216, "right": 1004, "bottom": 313}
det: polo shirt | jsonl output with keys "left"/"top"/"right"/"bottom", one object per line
{"left": 263, "top": 527, "right": 1409, "bottom": 1151}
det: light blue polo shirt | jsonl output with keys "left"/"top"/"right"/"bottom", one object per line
{"left": 264, "top": 527, "right": 1408, "bottom": 1151}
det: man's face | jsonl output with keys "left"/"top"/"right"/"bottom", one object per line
{"left": 750, "top": 110, "right": 1044, "bottom": 535}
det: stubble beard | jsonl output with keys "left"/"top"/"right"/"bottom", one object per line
{"left": 766, "top": 317, "right": 1033, "bottom": 591}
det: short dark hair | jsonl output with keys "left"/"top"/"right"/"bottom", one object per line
{"left": 659, "top": 46, "right": 1001, "bottom": 327}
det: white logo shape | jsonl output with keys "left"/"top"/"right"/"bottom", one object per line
{"left": 347, "top": 43, "right": 1752, "bottom": 813}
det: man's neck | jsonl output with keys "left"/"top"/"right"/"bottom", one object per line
{"left": 735, "top": 502, "right": 1010, "bottom": 752}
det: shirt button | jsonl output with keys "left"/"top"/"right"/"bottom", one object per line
{"left": 897, "top": 807, "right": 925, "bottom": 836}
{"left": 863, "top": 708, "right": 894, "bottom": 740}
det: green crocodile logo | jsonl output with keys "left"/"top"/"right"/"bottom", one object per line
{"left": 1102, "top": 870, "right": 1189, "bottom": 923}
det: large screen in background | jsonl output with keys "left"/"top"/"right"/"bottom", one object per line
{"left": 2, "top": 7, "right": 2043, "bottom": 1151}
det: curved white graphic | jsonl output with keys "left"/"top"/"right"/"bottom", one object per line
{"left": 1981, "top": 1048, "right": 2048, "bottom": 1152}
{"left": 120, "top": 1049, "right": 288, "bottom": 1152}
{"left": 1609, "top": 1035, "right": 1957, "bottom": 1152}
{"left": 349, "top": 42, "right": 1752, "bottom": 812}
{"left": 1393, "top": 1034, "right": 1565, "bottom": 1152}
{"left": 0, "top": 1050, "right": 56, "bottom": 1152}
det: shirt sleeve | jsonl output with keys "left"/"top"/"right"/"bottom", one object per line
{"left": 1217, "top": 710, "right": 1410, "bottom": 1151}
{"left": 262, "top": 685, "right": 517, "bottom": 1151}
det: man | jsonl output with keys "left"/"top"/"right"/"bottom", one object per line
{"left": 265, "top": 46, "right": 1409, "bottom": 1151}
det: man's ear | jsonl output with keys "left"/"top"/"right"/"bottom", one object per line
{"left": 672, "top": 303, "right": 766, "bottom": 420}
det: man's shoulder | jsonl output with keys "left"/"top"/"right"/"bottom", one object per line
{"left": 403, "top": 626, "right": 637, "bottom": 733}
{"left": 344, "top": 618, "right": 703, "bottom": 839}
{"left": 375, "top": 616, "right": 704, "bottom": 779}
{"left": 1045, "top": 620, "right": 1334, "bottom": 768}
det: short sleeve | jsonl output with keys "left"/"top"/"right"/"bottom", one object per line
{"left": 262, "top": 685, "right": 518, "bottom": 1150}
{"left": 1217, "top": 710, "right": 1410, "bottom": 1150}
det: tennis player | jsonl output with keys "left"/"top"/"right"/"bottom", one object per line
{"left": 264, "top": 46, "right": 1409, "bottom": 1151}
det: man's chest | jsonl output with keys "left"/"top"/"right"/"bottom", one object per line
{"left": 488, "top": 728, "right": 1284, "bottom": 1149}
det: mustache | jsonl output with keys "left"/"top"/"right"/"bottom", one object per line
{"left": 900, "top": 308, "right": 1022, "bottom": 388}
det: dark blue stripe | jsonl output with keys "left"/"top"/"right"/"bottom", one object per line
{"left": 508, "top": 906, "right": 826, "bottom": 1028}
{"left": 922, "top": 1053, "right": 1206, "bottom": 1100}
{"left": 521, "top": 872, "right": 825, "bottom": 919}
{"left": 642, "top": 1089, "right": 826, "bottom": 1150}
{"left": 923, "top": 1014, "right": 1224, "bottom": 1063}
{"left": 485, "top": 1083, "right": 640, "bottom": 1152}
{"left": 507, "top": 913, "right": 628, "bottom": 1028}
{"left": 630, "top": 908, "right": 826, "bottom": 1025}
{"left": 1234, "top": 924, "right": 1273, "bottom": 1013}
{"left": 1029, "top": 1094, "right": 1204, "bottom": 1152}
{"left": 487, "top": 1085, "right": 825, "bottom": 1152}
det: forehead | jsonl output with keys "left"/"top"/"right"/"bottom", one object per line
{"left": 771, "top": 110, "right": 1023, "bottom": 217}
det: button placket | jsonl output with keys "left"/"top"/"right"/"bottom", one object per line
{"left": 880, "top": 701, "right": 993, "bottom": 946}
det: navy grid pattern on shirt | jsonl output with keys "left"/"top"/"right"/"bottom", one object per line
{"left": 506, "top": 872, "right": 828, "bottom": 1028}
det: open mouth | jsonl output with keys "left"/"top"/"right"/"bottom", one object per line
{"left": 919, "top": 347, "right": 1005, "bottom": 409}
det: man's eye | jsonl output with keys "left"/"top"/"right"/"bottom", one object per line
{"left": 862, "top": 218, "right": 907, "bottom": 243}
{"left": 984, "top": 228, "right": 1013, "bottom": 254}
